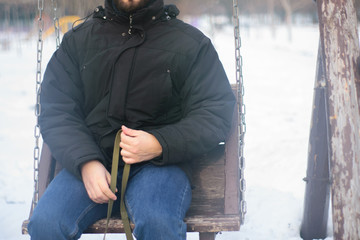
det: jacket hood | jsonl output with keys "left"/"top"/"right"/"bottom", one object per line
{"left": 105, "top": 0, "right": 165, "bottom": 23}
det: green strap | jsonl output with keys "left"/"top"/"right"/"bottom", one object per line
{"left": 103, "top": 130, "right": 133, "bottom": 240}
{"left": 120, "top": 163, "right": 132, "bottom": 240}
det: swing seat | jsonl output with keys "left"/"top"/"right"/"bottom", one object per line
{"left": 22, "top": 86, "right": 243, "bottom": 240}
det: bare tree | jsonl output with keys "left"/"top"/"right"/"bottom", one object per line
{"left": 267, "top": 0, "right": 276, "bottom": 38}
{"left": 278, "top": 0, "right": 316, "bottom": 41}
{"left": 279, "top": 0, "right": 292, "bottom": 41}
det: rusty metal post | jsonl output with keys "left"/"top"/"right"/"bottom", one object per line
{"left": 300, "top": 43, "right": 331, "bottom": 240}
{"left": 317, "top": 0, "right": 360, "bottom": 239}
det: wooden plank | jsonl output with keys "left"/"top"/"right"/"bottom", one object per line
{"left": 22, "top": 214, "right": 241, "bottom": 234}
{"left": 22, "top": 220, "right": 29, "bottom": 235}
{"left": 199, "top": 232, "right": 216, "bottom": 240}
{"left": 317, "top": 0, "right": 360, "bottom": 239}
{"left": 185, "top": 215, "right": 240, "bottom": 233}
{"left": 224, "top": 99, "right": 240, "bottom": 215}
{"left": 192, "top": 163, "right": 225, "bottom": 200}
{"left": 38, "top": 143, "right": 54, "bottom": 201}
{"left": 88, "top": 218, "right": 135, "bottom": 233}
{"left": 189, "top": 198, "right": 224, "bottom": 216}
{"left": 188, "top": 145, "right": 226, "bottom": 216}
{"left": 85, "top": 215, "right": 241, "bottom": 233}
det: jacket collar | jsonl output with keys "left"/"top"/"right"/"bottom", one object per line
{"left": 105, "top": 0, "right": 164, "bottom": 24}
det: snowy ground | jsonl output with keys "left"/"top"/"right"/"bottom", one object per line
{"left": 0, "top": 22, "right": 333, "bottom": 240}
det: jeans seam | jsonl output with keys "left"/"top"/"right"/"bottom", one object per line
{"left": 67, "top": 202, "right": 98, "bottom": 239}
{"left": 125, "top": 197, "right": 138, "bottom": 239}
{"left": 177, "top": 180, "right": 190, "bottom": 238}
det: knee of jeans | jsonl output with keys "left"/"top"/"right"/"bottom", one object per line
{"left": 28, "top": 211, "right": 60, "bottom": 237}
{"left": 133, "top": 210, "right": 187, "bottom": 240}
{"left": 29, "top": 212, "right": 78, "bottom": 240}
{"left": 136, "top": 209, "right": 181, "bottom": 231}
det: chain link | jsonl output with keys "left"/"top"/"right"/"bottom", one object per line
{"left": 32, "top": 0, "right": 45, "bottom": 210}
{"left": 233, "top": 0, "right": 247, "bottom": 224}
{"left": 32, "top": 0, "right": 61, "bottom": 210}
{"left": 52, "top": 0, "right": 61, "bottom": 49}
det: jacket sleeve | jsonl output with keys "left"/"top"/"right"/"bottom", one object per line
{"left": 39, "top": 35, "right": 105, "bottom": 179}
{"left": 149, "top": 37, "right": 236, "bottom": 165}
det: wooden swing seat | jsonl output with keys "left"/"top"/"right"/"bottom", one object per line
{"left": 22, "top": 87, "right": 242, "bottom": 240}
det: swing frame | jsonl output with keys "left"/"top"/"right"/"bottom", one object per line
{"left": 22, "top": 0, "right": 246, "bottom": 239}
{"left": 22, "top": 86, "right": 242, "bottom": 240}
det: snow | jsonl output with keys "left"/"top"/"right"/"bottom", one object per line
{"left": 0, "top": 23, "right": 333, "bottom": 240}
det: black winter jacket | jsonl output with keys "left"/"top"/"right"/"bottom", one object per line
{"left": 39, "top": 0, "right": 236, "bottom": 179}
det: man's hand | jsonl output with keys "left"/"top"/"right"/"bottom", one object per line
{"left": 120, "top": 125, "right": 162, "bottom": 164}
{"left": 81, "top": 160, "right": 117, "bottom": 204}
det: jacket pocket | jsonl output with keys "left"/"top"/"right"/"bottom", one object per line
{"left": 125, "top": 69, "right": 176, "bottom": 125}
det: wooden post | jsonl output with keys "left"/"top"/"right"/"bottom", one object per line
{"left": 199, "top": 232, "right": 216, "bottom": 240}
{"left": 300, "top": 43, "right": 331, "bottom": 240}
{"left": 317, "top": 0, "right": 360, "bottom": 239}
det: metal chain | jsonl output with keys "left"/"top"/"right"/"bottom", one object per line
{"left": 233, "top": 0, "right": 247, "bottom": 224}
{"left": 52, "top": 0, "right": 61, "bottom": 49}
{"left": 32, "top": 0, "right": 44, "bottom": 210}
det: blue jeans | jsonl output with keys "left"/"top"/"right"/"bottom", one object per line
{"left": 28, "top": 163, "right": 192, "bottom": 240}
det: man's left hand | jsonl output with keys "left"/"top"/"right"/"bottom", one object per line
{"left": 120, "top": 125, "right": 162, "bottom": 164}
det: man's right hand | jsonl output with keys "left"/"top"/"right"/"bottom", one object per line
{"left": 81, "top": 160, "right": 117, "bottom": 204}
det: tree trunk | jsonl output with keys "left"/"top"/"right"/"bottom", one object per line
{"left": 317, "top": 0, "right": 360, "bottom": 239}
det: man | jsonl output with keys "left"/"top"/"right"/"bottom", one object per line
{"left": 28, "top": 0, "right": 235, "bottom": 239}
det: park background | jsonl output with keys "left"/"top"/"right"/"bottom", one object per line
{"left": 1, "top": 0, "right": 358, "bottom": 239}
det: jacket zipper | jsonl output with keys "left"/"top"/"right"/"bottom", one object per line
{"left": 123, "top": 48, "right": 138, "bottom": 121}
{"left": 128, "top": 14, "right": 133, "bottom": 35}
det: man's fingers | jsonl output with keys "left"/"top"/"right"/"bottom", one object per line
{"left": 122, "top": 125, "right": 137, "bottom": 137}
{"left": 99, "top": 181, "right": 117, "bottom": 201}
{"left": 119, "top": 141, "right": 132, "bottom": 152}
{"left": 122, "top": 157, "right": 137, "bottom": 165}
{"left": 81, "top": 161, "right": 117, "bottom": 203}
{"left": 105, "top": 171, "right": 118, "bottom": 193}
{"left": 121, "top": 148, "right": 140, "bottom": 163}
{"left": 90, "top": 182, "right": 116, "bottom": 203}
{"left": 121, "top": 132, "right": 139, "bottom": 147}
{"left": 87, "top": 184, "right": 110, "bottom": 204}
{"left": 105, "top": 171, "right": 111, "bottom": 185}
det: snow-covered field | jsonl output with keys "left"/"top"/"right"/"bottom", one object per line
{"left": 0, "top": 21, "right": 332, "bottom": 240}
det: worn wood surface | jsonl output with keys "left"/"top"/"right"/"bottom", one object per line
{"left": 317, "top": 0, "right": 360, "bottom": 239}
{"left": 23, "top": 214, "right": 240, "bottom": 235}
{"left": 224, "top": 101, "right": 240, "bottom": 215}
{"left": 188, "top": 148, "right": 226, "bottom": 216}
{"left": 199, "top": 232, "right": 216, "bottom": 240}
{"left": 88, "top": 215, "right": 241, "bottom": 233}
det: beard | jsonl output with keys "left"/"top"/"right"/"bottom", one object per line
{"left": 114, "top": 0, "right": 152, "bottom": 13}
